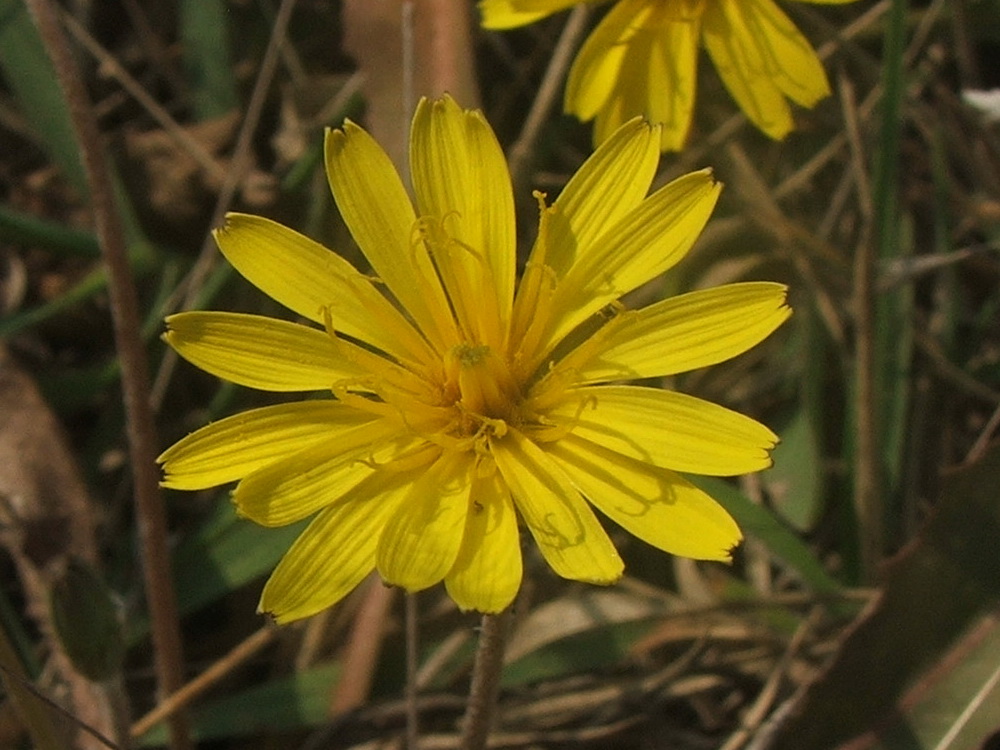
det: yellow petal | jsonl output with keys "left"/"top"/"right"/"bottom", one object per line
{"left": 376, "top": 449, "right": 472, "bottom": 591}
{"left": 164, "top": 312, "right": 363, "bottom": 392}
{"left": 591, "top": 96, "right": 631, "bottom": 153}
{"left": 561, "top": 282, "right": 790, "bottom": 383}
{"left": 703, "top": 0, "right": 829, "bottom": 140}
{"left": 631, "top": 5, "right": 701, "bottom": 151}
{"left": 214, "top": 213, "right": 433, "bottom": 366}
{"left": 478, "top": 0, "right": 584, "bottom": 29}
{"left": 544, "top": 118, "right": 659, "bottom": 280}
{"left": 565, "top": 0, "right": 651, "bottom": 120}
{"left": 234, "top": 423, "right": 421, "bottom": 527}
{"left": 158, "top": 401, "right": 377, "bottom": 490}
{"left": 568, "top": 0, "right": 701, "bottom": 152}
{"left": 510, "top": 119, "right": 659, "bottom": 356}
{"left": 259, "top": 469, "right": 418, "bottom": 623}
{"left": 492, "top": 429, "right": 623, "bottom": 583}
{"left": 549, "top": 385, "right": 777, "bottom": 475}
{"left": 545, "top": 434, "right": 742, "bottom": 561}
{"left": 410, "top": 96, "right": 515, "bottom": 345}
{"left": 325, "top": 124, "right": 458, "bottom": 351}
{"left": 540, "top": 170, "right": 720, "bottom": 360}
{"left": 446, "top": 469, "right": 522, "bottom": 613}
{"left": 747, "top": 0, "right": 831, "bottom": 108}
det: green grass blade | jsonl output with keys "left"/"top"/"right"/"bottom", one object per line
{"left": 0, "top": 0, "right": 86, "bottom": 194}
{"left": 180, "top": 0, "right": 239, "bottom": 120}
{"left": 689, "top": 475, "right": 841, "bottom": 596}
{"left": 0, "top": 204, "right": 99, "bottom": 257}
{"left": 872, "top": 0, "right": 912, "bottom": 515}
{"left": 136, "top": 662, "right": 341, "bottom": 744}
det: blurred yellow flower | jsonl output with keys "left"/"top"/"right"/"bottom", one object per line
{"left": 480, "top": 0, "right": 855, "bottom": 150}
{"left": 159, "top": 96, "right": 789, "bottom": 623}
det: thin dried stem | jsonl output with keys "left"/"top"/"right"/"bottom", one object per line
{"left": 23, "top": 0, "right": 189, "bottom": 747}
{"left": 507, "top": 5, "right": 590, "bottom": 191}
{"left": 405, "top": 593, "right": 420, "bottom": 750}
{"left": 461, "top": 608, "right": 513, "bottom": 750}
{"left": 330, "top": 576, "right": 396, "bottom": 715}
{"left": 130, "top": 625, "right": 280, "bottom": 739}
{"left": 150, "top": 0, "right": 300, "bottom": 409}
{"left": 59, "top": 9, "right": 226, "bottom": 183}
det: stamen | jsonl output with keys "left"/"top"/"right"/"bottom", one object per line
{"left": 535, "top": 301, "right": 633, "bottom": 387}
{"left": 509, "top": 194, "right": 559, "bottom": 371}
{"left": 526, "top": 392, "right": 596, "bottom": 443}
{"left": 353, "top": 440, "right": 439, "bottom": 473}
{"left": 415, "top": 214, "right": 505, "bottom": 347}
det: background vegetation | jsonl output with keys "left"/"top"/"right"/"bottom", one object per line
{"left": 1, "top": 0, "right": 999, "bottom": 748}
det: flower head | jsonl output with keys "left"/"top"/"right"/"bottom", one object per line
{"left": 159, "top": 96, "right": 790, "bottom": 623}
{"left": 480, "top": 0, "right": 856, "bottom": 151}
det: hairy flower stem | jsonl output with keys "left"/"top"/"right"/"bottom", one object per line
{"left": 461, "top": 608, "right": 513, "bottom": 750}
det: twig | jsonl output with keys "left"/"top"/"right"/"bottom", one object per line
{"left": 406, "top": 593, "right": 420, "bottom": 750}
{"left": 59, "top": 9, "right": 227, "bottom": 183}
{"left": 506, "top": 5, "right": 590, "bottom": 190}
{"left": 0, "top": 660, "right": 118, "bottom": 750}
{"left": 23, "top": 0, "right": 190, "bottom": 747}
{"left": 719, "top": 608, "right": 820, "bottom": 750}
{"left": 950, "top": 0, "right": 981, "bottom": 88}
{"left": 964, "top": 402, "right": 1000, "bottom": 466}
{"left": 911, "top": 326, "right": 1000, "bottom": 406}
{"left": 150, "top": 0, "right": 300, "bottom": 409}
{"left": 330, "top": 575, "right": 396, "bottom": 715}
{"left": 118, "top": 0, "right": 188, "bottom": 102}
{"left": 461, "top": 608, "right": 513, "bottom": 750}
{"left": 130, "top": 624, "right": 280, "bottom": 739}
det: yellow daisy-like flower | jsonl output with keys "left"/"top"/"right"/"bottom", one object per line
{"left": 480, "top": 0, "right": 855, "bottom": 150}
{"left": 159, "top": 96, "right": 790, "bottom": 623}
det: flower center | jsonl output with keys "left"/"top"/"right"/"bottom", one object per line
{"left": 443, "top": 342, "right": 522, "bottom": 438}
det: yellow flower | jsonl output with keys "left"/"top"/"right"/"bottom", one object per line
{"left": 159, "top": 96, "right": 789, "bottom": 623}
{"left": 480, "top": 0, "right": 855, "bottom": 151}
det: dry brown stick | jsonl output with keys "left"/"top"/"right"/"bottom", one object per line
{"left": 506, "top": 5, "right": 590, "bottom": 191}
{"left": 416, "top": 0, "right": 481, "bottom": 107}
{"left": 719, "top": 608, "right": 820, "bottom": 750}
{"left": 23, "top": 0, "right": 191, "bottom": 747}
{"left": 330, "top": 576, "right": 398, "bottom": 715}
{"left": 405, "top": 593, "right": 420, "bottom": 750}
{"left": 118, "top": 0, "right": 188, "bottom": 102}
{"left": 911, "top": 326, "right": 1000, "bottom": 405}
{"left": 724, "top": 142, "right": 848, "bottom": 348}
{"left": 150, "top": 0, "right": 300, "bottom": 410}
{"left": 59, "top": 9, "right": 227, "bottom": 183}
{"left": 950, "top": 0, "right": 981, "bottom": 88}
{"left": 130, "top": 624, "right": 280, "bottom": 739}
{"left": 814, "top": 0, "right": 890, "bottom": 61}
{"left": 964, "top": 404, "right": 1000, "bottom": 466}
